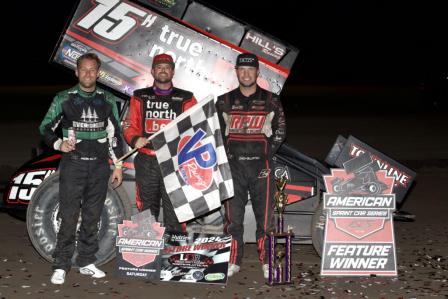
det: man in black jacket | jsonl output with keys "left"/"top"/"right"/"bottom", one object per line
{"left": 216, "top": 53, "right": 286, "bottom": 278}
{"left": 40, "top": 53, "right": 124, "bottom": 284}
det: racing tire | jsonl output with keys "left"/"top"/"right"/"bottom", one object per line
{"left": 311, "top": 200, "right": 326, "bottom": 257}
{"left": 367, "top": 182, "right": 380, "bottom": 194}
{"left": 26, "top": 172, "right": 132, "bottom": 266}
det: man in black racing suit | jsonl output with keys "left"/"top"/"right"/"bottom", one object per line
{"left": 216, "top": 53, "right": 286, "bottom": 279}
{"left": 39, "top": 53, "right": 124, "bottom": 285}
{"left": 123, "top": 53, "right": 197, "bottom": 232}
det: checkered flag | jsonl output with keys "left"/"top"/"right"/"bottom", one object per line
{"left": 150, "top": 95, "right": 234, "bottom": 222}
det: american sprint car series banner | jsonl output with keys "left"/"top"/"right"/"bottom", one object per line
{"left": 115, "top": 210, "right": 165, "bottom": 280}
{"left": 53, "top": 0, "right": 292, "bottom": 100}
{"left": 321, "top": 153, "right": 398, "bottom": 276}
{"left": 161, "top": 232, "right": 231, "bottom": 284}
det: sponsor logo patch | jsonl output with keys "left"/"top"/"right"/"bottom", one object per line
{"left": 177, "top": 129, "right": 216, "bottom": 191}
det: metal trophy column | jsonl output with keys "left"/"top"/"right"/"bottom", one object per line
{"left": 268, "top": 176, "right": 294, "bottom": 285}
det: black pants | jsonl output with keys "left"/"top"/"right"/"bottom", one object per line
{"left": 224, "top": 158, "right": 275, "bottom": 266}
{"left": 134, "top": 153, "right": 182, "bottom": 232}
{"left": 53, "top": 154, "right": 109, "bottom": 271}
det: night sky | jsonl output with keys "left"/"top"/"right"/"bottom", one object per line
{"left": 1, "top": 1, "right": 446, "bottom": 112}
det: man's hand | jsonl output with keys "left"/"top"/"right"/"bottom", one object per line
{"left": 59, "top": 140, "right": 75, "bottom": 153}
{"left": 111, "top": 168, "right": 123, "bottom": 189}
{"left": 135, "top": 137, "right": 149, "bottom": 149}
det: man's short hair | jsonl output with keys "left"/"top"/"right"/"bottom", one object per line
{"left": 77, "top": 53, "right": 101, "bottom": 69}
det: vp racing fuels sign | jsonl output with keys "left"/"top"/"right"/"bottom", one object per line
{"left": 321, "top": 153, "right": 397, "bottom": 276}
{"left": 116, "top": 210, "right": 165, "bottom": 280}
{"left": 52, "top": 0, "right": 294, "bottom": 100}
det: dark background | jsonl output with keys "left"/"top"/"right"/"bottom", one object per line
{"left": 1, "top": 0, "right": 447, "bottom": 120}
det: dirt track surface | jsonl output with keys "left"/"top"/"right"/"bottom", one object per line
{"left": 1, "top": 113, "right": 448, "bottom": 298}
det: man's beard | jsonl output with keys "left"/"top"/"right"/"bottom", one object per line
{"left": 154, "top": 73, "right": 172, "bottom": 84}
{"left": 238, "top": 80, "right": 256, "bottom": 88}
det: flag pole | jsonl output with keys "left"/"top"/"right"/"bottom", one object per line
{"left": 116, "top": 146, "right": 139, "bottom": 163}
{"left": 116, "top": 125, "right": 163, "bottom": 163}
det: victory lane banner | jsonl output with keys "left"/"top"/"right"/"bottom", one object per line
{"left": 150, "top": 95, "right": 234, "bottom": 222}
{"left": 161, "top": 232, "right": 231, "bottom": 284}
{"left": 321, "top": 153, "right": 397, "bottom": 276}
{"left": 115, "top": 210, "right": 165, "bottom": 280}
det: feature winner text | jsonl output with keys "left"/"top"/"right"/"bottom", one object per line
{"left": 324, "top": 244, "right": 394, "bottom": 270}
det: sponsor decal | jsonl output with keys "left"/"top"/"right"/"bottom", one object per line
{"left": 81, "top": 107, "right": 99, "bottom": 122}
{"left": 321, "top": 153, "right": 397, "bottom": 276}
{"left": 60, "top": 44, "right": 84, "bottom": 64}
{"left": 72, "top": 107, "right": 105, "bottom": 131}
{"left": 239, "top": 57, "right": 256, "bottom": 64}
{"left": 177, "top": 129, "right": 216, "bottom": 191}
{"left": 170, "top": 234, "right": 189, "bottom": 242}
{"left": 168, "top": 253, "right": 214, "bottom": 268}
{"left": 69, "top": 41, "right": 89, "bottom": 53}
{"left": 98, "top": 70, "right": 123, "bottom": 86}
{"left": 7, "top": 169, "right": 56, "bottom": 203}
{"left": 257, "top": 168, "right": 271, "bottom": 178}
{"left": 145, "top": 100, "right": 177, "bottom": 119}
{"left": 348, "top": 144, "right": 411, "bottom": 188}
{"left": 205, "top": 273, "right": 225, "bottom": 281}
{"left": 241, "top": 30, "right": 287, "bottom": 62}
{"left": 231, "top": 105, "right": 244, "bottom": 110}
{"left": 147, "top": 0, "right": 177, "bottom": 9}
{"left": 145, "top": 118, "right": 171, "bottom": 133}
{"left": 238, "top": 156, "right": 260, "bottom": 161}
{"left": 229, "top": 113, "right": 266, "bottom": 133}
{"left": 223, "top": 111, "right": 274, "bottom": 137}
{"left": 274, "top": 166, "right": 290, "bottom": 181}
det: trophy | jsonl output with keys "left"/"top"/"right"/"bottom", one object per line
{"left": 268, "top": 175, "right": 294, "bottom": 285}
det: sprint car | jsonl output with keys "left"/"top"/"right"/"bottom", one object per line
{"left": 0, "top": 0, "right": 415, "bottom": 266}
{"left": 3, "top": 0, "right": 329, "bottom": 265}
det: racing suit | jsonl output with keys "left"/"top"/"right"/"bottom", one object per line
{"left": 123, "top": 86, "right": 196, "bottom": 232}
{"left": 39, "top": 85, "right": 124, "bottom": 271}
{"left": 216, "top": 86, "right": 286, "bottom": 266}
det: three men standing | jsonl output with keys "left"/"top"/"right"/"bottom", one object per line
{"left": 41, "top": 50, "right": 285, "bottom": 284}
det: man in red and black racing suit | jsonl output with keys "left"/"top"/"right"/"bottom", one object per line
{"left": 123, "top": 54, "right": 197, "bottom": 232}
{"left": 216, "top": 53, "right": 286, "bottom": 278}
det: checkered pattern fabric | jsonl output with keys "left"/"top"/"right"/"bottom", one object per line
{"left": 150, "top": 96, "right": 234, "bottom": 222}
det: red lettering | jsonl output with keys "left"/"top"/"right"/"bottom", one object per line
{"left": 230, "top": 114, "right": 266, "bottom": 130}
